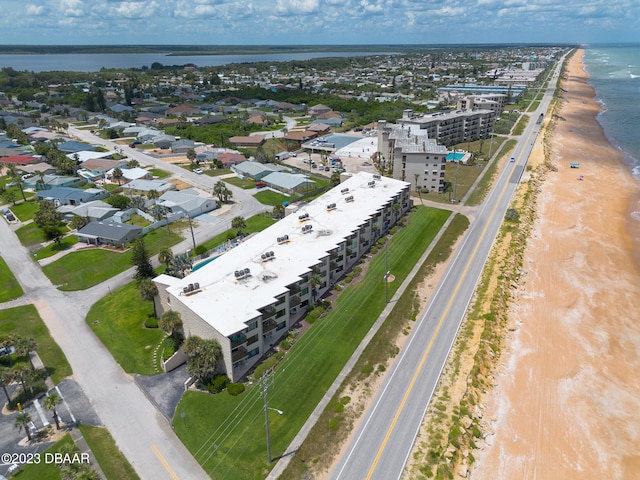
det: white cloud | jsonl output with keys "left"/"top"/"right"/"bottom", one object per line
{"left": 114, "top": 1, "right": 157, "bottom": 19}
{"left": 275, "top": 0, "right": 321, "bottom": 15}
{"left": 26, "top": 4, "right": 46, "bottom": 15}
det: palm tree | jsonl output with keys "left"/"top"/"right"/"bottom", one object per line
{"left": 14, "top": 336, "right": 37, "bottom": 371}
{"left": 159, "top": 310, "right": 183, "bottom": 344}
{"left": 44, "top": 391, "right": 62, "bottom": 430}
{"left": 14, "top": 412, "right": 33, "bottom": 441}
{"left": 309, "top": 273, "right": 323, "bottom": 307}
{"left": 392, "top": 202, "right": 402, "bottom": 223}
{"left": 6, "top": 163, "right": 26, "bottom": 201}
{"left": 35, "top": 170, "right": 45, "bottom": 191}
{"left": 158, "top": 247, "right": 173, "bottom": 269}
{"left": 0, "top": 368, "right": 11, "bottom": 404}
{"left": 231, "top": 216, "right": 246, "bottom": 236}
{"left": 138, "top": 278, "right": 159, "bottom": 318}
{"left": 112, "top": 167, "right": 124, "bottom": 185}
{"left": 272, "top": 204, "right": 285, "bottom": 219}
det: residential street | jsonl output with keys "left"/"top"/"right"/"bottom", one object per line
{"left": 0, "top": 131, "right": 272, "bottom": 479}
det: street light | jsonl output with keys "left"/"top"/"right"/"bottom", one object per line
{"left": 268, "top": 407, "right": 284, "bottom": 415}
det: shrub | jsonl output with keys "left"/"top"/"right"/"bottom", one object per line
{"left": 144, "top": 316, "right": 158, "bottom": 328}
{"left": 205, "top": 374, "right": 230, "bottom": 394}
{"left": 227, "top": 383, "right": 245, "bottom": 396}
{"left": 195, "top": 245, "right": 207, "bottom": 256}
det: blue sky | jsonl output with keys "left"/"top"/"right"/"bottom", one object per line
{"left": 1, "top": 0, "right": 637, "bottom": 45}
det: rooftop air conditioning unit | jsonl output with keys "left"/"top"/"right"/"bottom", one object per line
{"left": 302, "top": 224, "right": 313, "bottom": 234}
{"left": 326, "top": 203, "right": 337, "bottom": 211}
{"left": 345, "top": 195, "right": 354, "bottom": 203}
{"left": 368, "top": 181, "right": 376, "bottom": 187}
{"left": 340, "top": 188, "right": 349, "bottom": 194}
{"left": 298, "top": 213, "right": 310, "bottom": 221}
{"left": 277, "top": 234, "right": 290, "bottom": 244}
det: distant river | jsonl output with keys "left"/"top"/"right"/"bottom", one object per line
{"left": 0, "top": 51, "right": 391, "bottom": 72}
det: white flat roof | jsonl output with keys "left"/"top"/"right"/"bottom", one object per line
{"left": 165, "top": 171, "right": 409, "bottom": 337}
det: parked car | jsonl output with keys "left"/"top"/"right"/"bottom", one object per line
{"left": 194, "top": 168, "right": 204, "bottom": 174}
{"left": 6, "top": 213, "right": 15, "bottom": 222}
{"left": 289, "top": 152, "right": 297, "bottom": 157}
{"left": 311, "top": 163, "right": 318, "bottom": 169}
{"left": 255, "top": 182, "right": 267, "bottom": 188}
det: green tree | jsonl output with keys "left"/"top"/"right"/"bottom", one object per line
{"left": 272, "top": 204, "right": 285, "bottom": 219}
{"left": 213, "top": 180, "right": 232, "bottom": 203}
{"left": 231, "top": 216, "right": 246, "bottom": 236}
{"left": 6, "top": 163, "right": 26, "bottom": 201}
{"left": 186, "top": 148, "right": 197, "bottom": 166}
{"left": 14, "top": 411, "right": 33, "bottom": 441}
{"left": 159, "top": 310, "right": 183, "bottom": 344}
{"left": 309, "top": 273, "right": 323, "bottom": 307}
{"left": 131, "top": 237, "right": 154, "bottom": 282}
{"left": 183, "top": 336, "right": 221, "bottom": 383}
{"left": 112, "top": 167, "right": 124, "bottom": 185}
{"left": 0, "top": 368, "right": 11, "bottom": 404}
{"left": 158, "top": 247, "right": 173, "bottom": 268}
{"left": 138, "top": 277, "right": 159, "bottom": 318}
{"left": 44, "top": 391, "right": 62, "bottom": 430}
{"left": 105, "top": 194, "right": 131, "bottom": 209}
{"left": 14, "top": 336, "right": 37, "bottom": 371}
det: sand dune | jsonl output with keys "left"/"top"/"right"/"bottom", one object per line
{"left": 472, "top": 49, "right": 640, "bottom": 479}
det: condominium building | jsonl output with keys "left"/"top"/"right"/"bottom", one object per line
{"left": 153, "top": 172, "right": 412, "bottom": 382}
{"left": 377, "top": 120, "right": 449, "bottom": 193}
{"left": 396, "top": 108, "right": 496, "bottom": 146}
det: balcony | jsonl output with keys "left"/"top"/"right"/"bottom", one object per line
{"left": 232, "top": 346, "right": 248, "bottom": 363}
{"left": 263, "top": 318, "right": 277, "bottom": 334}
{"left": 230, "top": 334, "right": 247, "bottom": 349}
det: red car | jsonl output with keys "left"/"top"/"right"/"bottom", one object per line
{"left": 255, "top": 182, "right": 267, "bottom": 188}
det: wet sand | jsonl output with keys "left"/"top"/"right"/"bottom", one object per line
{"left": 472, "top": 49, "right": 640, "bottom": 479}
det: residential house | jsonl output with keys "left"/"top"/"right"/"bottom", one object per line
{"left": 79, "top": 158, "right": 128, "bottom": 181}
{"left": 121, "top": 179, "right": 176, "bottom": 196}
{"left": 58, "top": 141, "right": 95, "bottom": 154}
{"left": 232, "top": 161, "right": 286, "bottom": 180}
{"left": 261, "top": 172, "right": 315, "bottom": 195}
{"left": 58, "top": 200, "right": 118, "bottom": 222}
{"left": 25, "top": 174, "right": 85, "bottom": 191}
{"left": 76, "top": 221, "right": 142, "bottom": 246}
{"left": 156, "top": 188, "right": 218, "bottom": 218}
{"left": 36, "top": 186, "right": 108, "bottom": 206}
{"left": 153, "top": 135, "right": 176, "bottom": 149}
{"left": 171, "top": 139, "right": 196, "bottom": 154}
{"left": 217, "top": 152, "right": 246, "bottom": 168}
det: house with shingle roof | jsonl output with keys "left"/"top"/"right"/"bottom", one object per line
{"left": 228, "top": 135, "right": 265, "bottom": 148}
{"left": 76, "top": 221, "right": 142, "bottom": 246}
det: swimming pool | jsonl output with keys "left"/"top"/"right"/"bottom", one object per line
{"left": 446, "top": 152, "right": 466, "bottom": 161}
{"left": 192, "top": 255, "right": 219, "bottom": 271}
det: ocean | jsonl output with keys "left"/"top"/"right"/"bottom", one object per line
{"left": 583, "top": 44, "right": 640, "bottom": 224}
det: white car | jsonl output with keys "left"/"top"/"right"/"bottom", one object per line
{"left": 510, "top": 157, "right": 515, "bottom": 163}
{"left": 289, "top": 152, "right": 297, "bottom": 157}
{"left": 194, "top": 168, "right": 203, "bottom": 174}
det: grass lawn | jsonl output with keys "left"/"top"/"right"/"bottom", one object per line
{"left": 42, "top": 228, "right": 182, "bottom": 291}
{"left": 148, "top": 168, "right": 171, "bottom": 179}
{"left": 0, "top": 255, "right": 23, "bottom": 301}
{"left": 9, "top": 198, "right": 39, "bottom": 222}
{"left": 78, "top": 424, "right": 140, "bottom": 480}
{"left": 467, "top": 139, "right": 517, "bottom": 206}
{"left": 16, "top": 222, "right": 47, "bottom": 247}
{"left": 172, "top": 206, "right": 451, "bottom": 479}
{"left": 223, "top": 176, "right": 256, "bottom": 189}
{"left": 35, "top": 235, "right": 79, "bottom": 260}
{"left": 253, "top": 189, "right": 291, "bottom": 206}
{"left": 13, "top": 433, "right": 74, "bottom": 480}
{"left": 0, "top": 305, "right": 72, "bottom": 384}
{"left": 86, "top": 282, "right": 165, "bottom": 375}
{"left": 206, "top": 168, "right": 233, "bottom": 177}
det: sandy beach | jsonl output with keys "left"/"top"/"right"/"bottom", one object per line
{"left": 472, "top": 49, "right": 640, "bottom": 479}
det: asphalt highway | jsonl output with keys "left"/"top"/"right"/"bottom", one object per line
{"left": 329, "top": 54, "right": 566, "bottom": 480}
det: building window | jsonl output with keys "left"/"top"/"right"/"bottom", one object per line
{"left": 247, "top": 334, "right": 259, "bottom": 345}
{"left": 247, "top": 320, "right": 258, "bottom": 331}
{"left": 276, "top": 321, "right": 286, "bottom": 331}
{"left": 276, "top": 309, "right": 286, "bottom": 318}
{"left": 301, "top": 287, "right": 309, "bottom": 296}
{"left": 248, "top": 347, "right": 260, "bottom": 358}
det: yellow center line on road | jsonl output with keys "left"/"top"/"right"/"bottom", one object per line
{"left": 364, "top": 151, "right": 525, "bottom": 480}
{"left": 152, "top": 444, "right": 180, "bottom": 480}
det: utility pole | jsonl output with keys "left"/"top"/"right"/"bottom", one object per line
{"left": 188, "top": 214, "right": 196, "bottom": 252}
{"left": 260, "top": 370, "right": 274, "bottom": 463}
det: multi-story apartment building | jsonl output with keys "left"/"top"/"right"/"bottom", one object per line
{"left": 377, "top": 120, "right": 449, "bottom": 193}
{"left": 396, "top": 108, "right": 496, "bottom": 146}
{"left": 456, "top": 93, "right": 507, "bottom": 116}
{"left": 153, "top": 172, "right": 412, "bottom": 382}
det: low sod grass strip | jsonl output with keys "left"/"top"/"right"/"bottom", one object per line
{"left": 12, "top": 434, "right": 75, "bottom": 480}
{"left": 0, "top": 305, "right": 72, "bottom": 384}
{"left": 43, "top": 228, "right": 182, "bottom": 291}
{"left": 86, "top": 282, "right": 164, "bottom": 375}
{"left": 172, "top": 206, "right": 451, "bottom": 479}
{"left": 78, "top": 424, "right": 140, "bottom": 480}
{"left": 0, "top": 255, "right": 23, "bottom": 301}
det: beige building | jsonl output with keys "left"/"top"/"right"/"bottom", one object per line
{"left": 377, "top": 120, "right": 449, "bottom": 193}
{"left": 154, "top": 172, "right": 412, "bottom": 382}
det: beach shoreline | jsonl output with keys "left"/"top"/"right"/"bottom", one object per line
{"left": 471, "top": 48, "right": 640, "bottom": 479}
